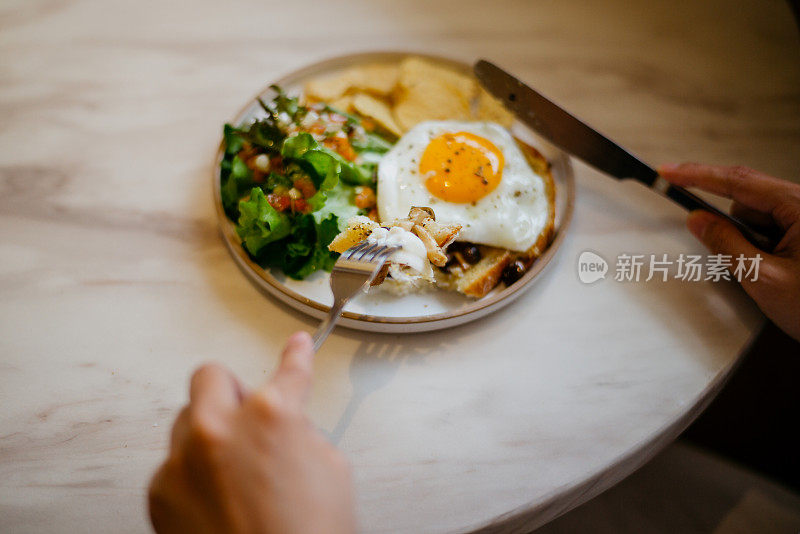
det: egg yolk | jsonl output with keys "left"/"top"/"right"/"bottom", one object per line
{"left": 419, "top": 132, "right": 504, "bottom": 203}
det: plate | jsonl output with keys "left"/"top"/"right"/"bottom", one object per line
{"left": 213, "top": 52, "right": 575, "bottom": 333}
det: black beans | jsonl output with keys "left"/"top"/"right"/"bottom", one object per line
{"left": 449, "top": 242, "right": 480, "bottom": 262}
{"left": 501, "top": 259, "right": 527, "bottom": 286}
{"left": 461, "top": 245, "right": 481, "bottom": 264}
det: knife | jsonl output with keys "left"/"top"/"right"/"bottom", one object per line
{"left": 474, "top": 59, "right": 780, "bottom": 252}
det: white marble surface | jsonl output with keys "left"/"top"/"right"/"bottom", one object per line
{"left": 1, "top": 1, "right": 799, "bottom": 533}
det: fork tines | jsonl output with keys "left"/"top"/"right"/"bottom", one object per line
{"left": 342, "top": 241, "right": 395, "bottom": 262}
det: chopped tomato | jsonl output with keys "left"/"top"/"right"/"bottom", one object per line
{"left": 308, "top": 124, "right": 326, "bottom": 135}
{"left": 293, "top": 176, "right": 316, "bottom": 199}
{"left": 269, "top": 155, "right": 284, "bottom": 175}
{"left": 323, "top": 136, "right": 356, "bottom": 161}
{"left": 354, "top": 186, "right": 376, "bottom": 209}
{"left": 267, "top": 193, "right": 291, "bottom": 212}
{"left": 293, "top": 198, "right": 310, "bottom": 213}
{"left": 237, "top": 143, "right": 258, "bottom": 163}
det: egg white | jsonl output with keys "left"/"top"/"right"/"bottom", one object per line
{"left": 377, "top": 121, "right": 549, "bottom": 252}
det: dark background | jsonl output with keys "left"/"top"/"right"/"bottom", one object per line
{"left": 682, "top": 321, "right": 800, "bottom": 491}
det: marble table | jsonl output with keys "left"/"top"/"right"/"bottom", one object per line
{"left": 1, "top": 1, "right": 798, "bottom": 532}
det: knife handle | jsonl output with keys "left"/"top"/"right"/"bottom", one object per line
{"left": 650, "top": 177, "right": 781, "bottom": 252}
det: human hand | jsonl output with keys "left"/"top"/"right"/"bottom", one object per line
{"left": 659, "top": 163, "right": 800, "bottom": 341}
{"left": 148, "top": 332, "right": 355, "bottom": 534}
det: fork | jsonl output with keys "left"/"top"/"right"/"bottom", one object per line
{"left": 311, "top": 242, "right": 399, "bottom": 352}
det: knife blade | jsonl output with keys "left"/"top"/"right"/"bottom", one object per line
{"left": 473, "top": 59, "right": 780, "bottom": 251}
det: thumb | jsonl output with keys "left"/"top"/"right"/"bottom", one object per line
{"left": 687, "top": 210, "right": 764, "bottom": 259}
{"left": 269, "top": 331, "right": 315, "bottom": 408}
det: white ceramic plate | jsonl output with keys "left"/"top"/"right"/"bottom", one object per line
{"left": 214, "top": 52, "right": 575, "bottom": 333}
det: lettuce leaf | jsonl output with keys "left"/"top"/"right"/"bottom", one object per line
{"left": 224, "top": 120, "right": 283, "bottom": 154}
{"left": 236, "top": 188, "right": 292, "bottom": 256}
{"left": 282, "top": 134, "right": 337, "bottom": 187}
{"left": 223, "top": 124, "right": 244, "bottom": 155}
{"left": 311, "top": 182, "right": 360, "bottom": 232}
{"left": 282, "top": 132, "right": 374, "bottom": 187}
{"left": 220, "top": 117, "right": 284, "bottom": 218}
{"left": 253, "top": 214, "right": 340, "bottom": 280}
{"left": 280, "top": 131, "right": 316, "bottom": 159}
{"left": 351, "top": 131, "right": 393, "bottom": 154}
{"left": 336, "top": 158, "right": 375, "bottom": 186}
{"left": 281, "top": 133, "right": 340, "bottom": 211}
{"left": 285, "top": 215, "right": 339, "bottom": 279}
{"left": 221, "top": 155, "right": 254, "bottom": 217}
{"left": 263, "top": 85, "right": 307, "bottom": 124}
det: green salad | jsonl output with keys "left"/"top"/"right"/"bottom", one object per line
{"left": 220, "top": 87, "right": 394, "bottom": 279}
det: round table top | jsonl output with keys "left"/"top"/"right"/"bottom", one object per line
{"left": 1, "top": 1, "right": 798, "bottom": 533}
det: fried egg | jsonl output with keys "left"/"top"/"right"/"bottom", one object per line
{"left": 378, "top": 121, "right": 549, "bottom": 252}
{"left": 377, "top": 121, "right": 549, "bottom": 252}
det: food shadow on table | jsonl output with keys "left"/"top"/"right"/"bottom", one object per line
{"left": 317, "top": 263, "right": 562, "bottom": 443}
{"left": 322, "top": 336, "right": 430, "bottom": 445}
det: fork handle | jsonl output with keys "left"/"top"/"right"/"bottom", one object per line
{"left": 312, "top": 297, "right": 347, "bottom": 352}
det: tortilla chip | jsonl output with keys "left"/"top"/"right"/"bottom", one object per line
{"left": 351, "top": 93, "right": 403, "bottom": 136}
{"left": 393, "top": 78, "right": 472, "bottom": 131}
{"left": 305, "top": 64, "right": 399, "bottom": 103}
{"left": 398, "top": 57, "right": 478, "bottom": 101}
{"left": 475, "top": 87, "right": 514, "bottom": 127}
{"left": 306, "top": 57, "right": 517, "bottom": 133}
{"left": 351, "top": 64, "right": 399, "bottom": 96}
{"left": 329, "top": 95, "right": 355, "bottom": 113}
{"left": 305, "top": 72, "right": 354, "bottom": 102}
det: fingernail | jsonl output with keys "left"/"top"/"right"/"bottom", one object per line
{"left": 657, "top": 162, "right": 679, "bottom": 174}
{"left": 687, "top": 210, "right": 713, "bottom": 239}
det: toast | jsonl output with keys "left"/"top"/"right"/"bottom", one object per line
{"left": 437, "top": 140, "right": 556, "bottom": 298}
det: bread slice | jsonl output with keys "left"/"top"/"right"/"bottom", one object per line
{"left": 438, "top": 140, "right": 556, "bottom": 298}
{"left": 515, "top": 140, "right": 556, "bottom": 268}
{"left": 452, "top": 246, "right": 513, "bottom": 297}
